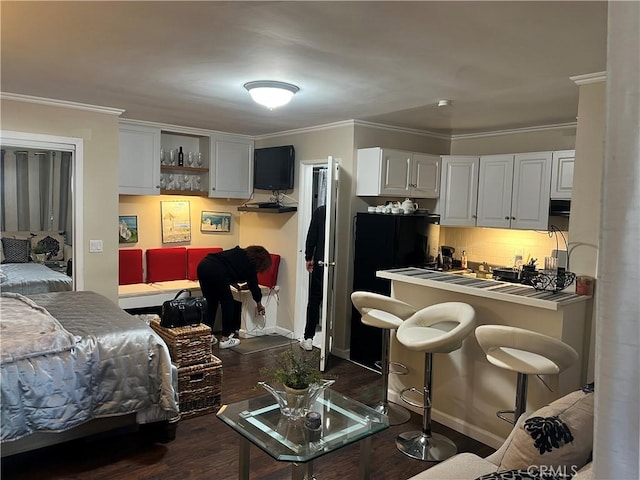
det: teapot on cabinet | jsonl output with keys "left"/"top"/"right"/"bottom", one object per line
{"left": 401, "top": 198, "right": 418, "bottom": 214}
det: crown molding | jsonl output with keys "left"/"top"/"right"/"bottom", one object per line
{"left": 254, "top": 119, "right": 450, "bottom": 141}
{"left": 0, "top": 92, "right": 125, "bottom": 115}
{"left": 570, "top": 72, "right": 607, "bottom": 85}
{"left": 119, "top": 118, "right": 253, "bottom": 139}
{"left": 450, "top": 122, "right": 577, "bottom": 141}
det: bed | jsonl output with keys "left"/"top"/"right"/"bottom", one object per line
{"left": 0, "top": 290, "right": 180, "bottom": 456}
{"left": 0, "top": 262, "right": 72, "bottom": 294}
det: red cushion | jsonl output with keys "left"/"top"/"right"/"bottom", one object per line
{"left": 257, "top": 253, "right": 280, "bottom": 288}
{"left": 146, "top": 247, "right": 187, "bottom": 283}
{"left": 187, "top": 247, "right": 223, "bottom": 280}
{"left": 119, "top": 249, "right": 143, "bottom": 285}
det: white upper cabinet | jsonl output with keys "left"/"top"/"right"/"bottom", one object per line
{"left": 511, "top": 152, "right": 552, "bottom": 230}
{"left": 356, "top": 147, "right": 440, "bottom": 198}
{"left": 119, "top": 123, "right": 161, "bottom": 195}
{"left": 550, "top": 150, "right": 575, "bottom": 199}
{"left": 439, "top": 156, "right": 480, "bottom": 226}
{"left": 209, "top": 134, "right": 254, "bottom": 199}
{"left": 477, "top": 152, "right": 552, "bottom": 230}
{"left": 477, "top": 154, "right": 515, "bottom": 228}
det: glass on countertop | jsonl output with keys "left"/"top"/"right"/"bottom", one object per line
{"left": 217, "top": 388, "right": 388, "bottom": 463}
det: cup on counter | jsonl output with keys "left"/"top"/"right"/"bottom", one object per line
{"left": 375, "top": 205, "right": 384, "bottom": 213}
{"left": 391, "top": 207, "right": 401, "bottom": 214}
{"left": 367, "top": 206, "right": 376, "bottom": 213}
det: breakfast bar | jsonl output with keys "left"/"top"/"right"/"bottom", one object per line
{"left": 377, "top": 267, "right": 591, "bottom": 448}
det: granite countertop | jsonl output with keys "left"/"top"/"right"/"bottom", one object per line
{"left": 377, "top": 267, "right": 590, "bottom": 311}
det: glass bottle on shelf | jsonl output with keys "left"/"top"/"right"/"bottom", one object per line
{"left": 178, "top": 146, "right": 184, "bottom": 166}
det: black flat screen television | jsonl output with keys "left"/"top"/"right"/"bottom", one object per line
{"left": 253, "top": 145, "right": 295, "bottom": 191}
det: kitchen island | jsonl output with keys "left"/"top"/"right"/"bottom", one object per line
{"left": 377, "top": 267, "right": 591, "bottom": 448}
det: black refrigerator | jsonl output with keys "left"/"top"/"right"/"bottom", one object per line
{"left": 350, "top": 212, "right": 439, "bottom": 368}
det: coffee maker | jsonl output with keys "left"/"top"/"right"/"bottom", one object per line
{"left": 440, "top": 245, "right": 455, "bottom": 270}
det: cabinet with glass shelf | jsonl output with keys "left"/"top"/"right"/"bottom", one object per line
{"left": 160, "top": 131, "right": 210, "bottom": 196}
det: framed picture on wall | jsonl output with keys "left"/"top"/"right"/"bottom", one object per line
{"left": 161, "top": 200, "right": 191, "bottom": 243}
{"left": 118, "top": 215, "right": 138, "bottom": 244}
{"left": 201, "top": 211, "right": 231, "bottom": 233}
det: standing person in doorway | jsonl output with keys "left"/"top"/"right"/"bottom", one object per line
{"left": 301, "top": 204, "right": 326, "bottom": 351}
{"left": 197, "top": 245, "right": 272, "bottom": 349}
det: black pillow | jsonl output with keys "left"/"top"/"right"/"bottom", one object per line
{"left": 1, "top": 237, "right": 30, "bottom": 263}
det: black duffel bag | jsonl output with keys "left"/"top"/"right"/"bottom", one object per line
{"left": 160, "top": 289, "right": 208, "bottom": 328}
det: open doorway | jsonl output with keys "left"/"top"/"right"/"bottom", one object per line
{"left": 1, "top": 130, "right": 84, "bottom": 290}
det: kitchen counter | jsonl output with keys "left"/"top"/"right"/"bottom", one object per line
{"left": 376, "top": 267, "right": 591, "bottom": 448}
{"left": 378, "top": 267, "right": 589, "bottom": 310}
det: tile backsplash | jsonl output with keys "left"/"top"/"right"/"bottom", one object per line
{"left": 439, "top": 225, "right": 569, "bottom": 269}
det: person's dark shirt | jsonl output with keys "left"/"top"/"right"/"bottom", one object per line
{"left": 305, "top": 205, "right": 326, "bottom": 263}
{"left": 206, "top": 246, "right": 262, "bottom": 303}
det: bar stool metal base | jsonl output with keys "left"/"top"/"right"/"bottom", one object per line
{"left": 371, "top": 400, "right": 411, "bottom": 425}
{"left": 396, "top": 431, "right": 457, "bottom": 461}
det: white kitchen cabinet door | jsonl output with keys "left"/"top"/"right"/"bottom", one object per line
{"left": 477, "top": 154, "right": 515, "bottom": 228}
{"left": 511, "top": 152, "right": 552, "bottom": 230}
{"left": 209, "top": 135, "right": 254, "bottom": 199}
{"left": 411, "top": 153, "right": 441, "bottom": 198}
{"left": 551, "top": 150, "right": 575, "bottom": 199}
{"left": 379, "top": 149, "right": 412, "bottom": 196}
{"left": 439, "top": 156, "right": 480, "bottom": 226}
{"left": 119, "top": 123, "right": 161, "bottom": 195}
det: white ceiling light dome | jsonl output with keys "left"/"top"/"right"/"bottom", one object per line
{"left": 244, "top": 80, "right": 300, "bottom": 109}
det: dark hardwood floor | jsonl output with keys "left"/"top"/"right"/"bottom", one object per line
{"left": 2, "top": 341, "right": 494, "bottom": 479}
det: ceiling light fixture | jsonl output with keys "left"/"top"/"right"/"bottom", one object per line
{"left": 437, "top": 99, "right": 452, "bottom": 107}
{"left": 244, "top": 80, "right": 299, "bottom": 109}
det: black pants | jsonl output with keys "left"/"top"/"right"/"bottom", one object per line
{"left": 197, "top": 256, "right": 240, "bottom": 337}
{"left": 304, "top": 264, "right": 324, "bottom": 340}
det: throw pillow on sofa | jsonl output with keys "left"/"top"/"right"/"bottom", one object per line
{"left": 476, "top": 467, "right": 566, "bottom": 480}
{"left": 30, "top": 232, "right": 65, "bottom": 261}
{"left": 498, "top": 384, "right": 594, "bottom": 474}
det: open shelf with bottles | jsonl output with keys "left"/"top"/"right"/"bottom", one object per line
{"left": 160, "top": 131, "right": 210, "bottom": 196}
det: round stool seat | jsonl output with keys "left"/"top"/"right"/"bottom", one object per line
{"left": 351, "top": 291, "right": 417, "bottom": 426}
{"left": 395, "top": 302, "right": 476, "bottom": 462}
{"left": 351, "top": 291, "right": 417, "bottom": 321}
{"left": 475, "top": 325, "right": 578, "bottom": 375}
{"left": 397, "top": 302, "right": 476, "bottom": 353}
{"left": 475, "top": 325, "right": 578, "bottom": 424}
{"left": 361, "top": 308, "right": 403, "bottom": 330}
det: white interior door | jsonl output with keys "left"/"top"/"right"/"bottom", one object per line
{"left": 319, "top": 156, "right": 339, "bottom": 371}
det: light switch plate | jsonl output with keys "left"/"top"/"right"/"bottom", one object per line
{"left": 89, "top": 240, "right": 103, "bottom": 253}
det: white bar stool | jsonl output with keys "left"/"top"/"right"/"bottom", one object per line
{"left": 475, "top": 325, "right": 578, "bottom": 424}
{"left": 351, "top": 291, "right": 417, "bottom": 426}
{"left": 395, "top": 302, "right": 476, "bottom": 461}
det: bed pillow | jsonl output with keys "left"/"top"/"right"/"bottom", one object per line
{"left": 30, "top": 232, "right": 65, "bottom": 261}
{"left": 1, "top": 237, "right": 30, "bottom": 263}
{"left": 498, "top": 385, "right": 594, "bottom": 474}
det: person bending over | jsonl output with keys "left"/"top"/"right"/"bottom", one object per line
{"left": 197, "top": 245, "right": 272, "bottom": 348}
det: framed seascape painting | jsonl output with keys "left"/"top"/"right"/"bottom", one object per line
{"left": 201, "top": 211, "right": 231, "bottom": 233}
{"left": 161, "top": 200, "right": 191, "bottom": 243}
{"left": 118, "top": 215, "right": 138, "bottom": 244}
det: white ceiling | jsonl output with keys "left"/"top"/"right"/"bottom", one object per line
{"left": 1, "top": 1, "right": 608, "bottom": 137}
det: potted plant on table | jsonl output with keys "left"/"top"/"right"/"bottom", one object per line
{"left": 259, "top": 345, "right": 335, "bottom": 419}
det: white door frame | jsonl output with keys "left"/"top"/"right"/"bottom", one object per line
{"left": 294, "top": 159, "right": 328, "bottom": 341}
{"left": 1, "top": 130, "right": 84, "bottom": 290}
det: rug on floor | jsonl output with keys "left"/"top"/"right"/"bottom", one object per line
{"left": 229, "top": 334, "right": 293, "bottom": 354}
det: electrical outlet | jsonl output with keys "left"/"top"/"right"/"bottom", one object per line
{"left": 89, "top": 240, "right": 103, "bottom": 253}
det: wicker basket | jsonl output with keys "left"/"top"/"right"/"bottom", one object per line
{"left": 177, "top": 355, "right": 223, "bottom": 419}
{"left": 150, "top": 318, "right": 212, "bottom": 367}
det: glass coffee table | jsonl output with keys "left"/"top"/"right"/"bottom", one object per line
{"left": 217, "top": 388, "right": 389, "bottom": 480}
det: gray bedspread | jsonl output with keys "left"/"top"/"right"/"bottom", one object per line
{"left": 0, "top": 291, "right": 179, "bottom": 443}
{"left": 0, "top": 263, "right": 72, "bottom": 294}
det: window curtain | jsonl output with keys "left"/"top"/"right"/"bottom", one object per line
{"left": 0, "top": 148, "right": 72, "bottom": 241}
{"left": 593, "top": 2, "right": 640, "bottom": 479}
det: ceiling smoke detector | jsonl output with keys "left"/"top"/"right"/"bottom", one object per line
{"left": 437, "top": 99, "right": 452, "bottom": 108}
